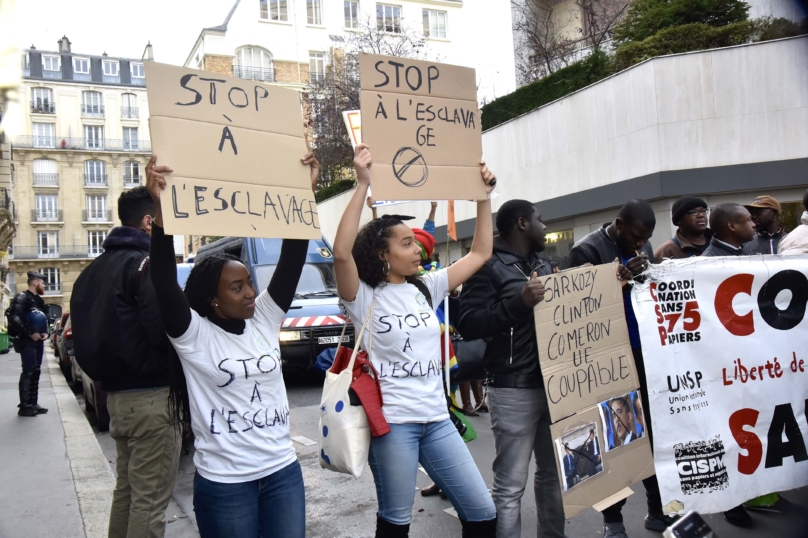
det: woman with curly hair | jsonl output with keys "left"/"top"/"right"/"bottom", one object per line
{"left": 333, "top": 144, "right": 498, "bottom": 538}
{"left": 144, "top": 153, "right": 319, "bottom": 538}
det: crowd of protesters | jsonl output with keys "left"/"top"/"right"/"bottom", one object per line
{"left": 10, "top": 134, "right": 806, "bottom": 538}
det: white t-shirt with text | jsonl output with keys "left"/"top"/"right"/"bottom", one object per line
{"left": 342, "top": 270, "right": 450, "bottom": 424}
{"left": 169, "top": 290, "right": 295, "bottom": 483}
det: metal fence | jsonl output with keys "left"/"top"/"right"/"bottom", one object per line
{"left": 31, "top": 101, "right": 55, "bottom": 114}
{"left": 82, "top": 210, "right": 112, "bottom": 222}
{"left": 81, "top": 104, "right": 105, "bottom": 116}
{"left": 15, "top": 136, "right": 152, "bottom": 152}
{"left": 84, "top": 174, "right": 108, "bottom": 187}
{"left": 33, "top": 173, "right": 59, "bottom": 187}
{"left": 10, "top": 245, "right": 96, "bottom": 260}
{"left": 31, "top": 210, "right": 63, "bottom": 222}
{"left": 233, "top": 66, "right": 276, "bottom": 83}
{"left": 121, "top": 106, "right": 139, "bottom": 119}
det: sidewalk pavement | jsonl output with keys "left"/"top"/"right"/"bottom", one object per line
{"left": 0, "top": 347, "right": 114, "bottom": 538}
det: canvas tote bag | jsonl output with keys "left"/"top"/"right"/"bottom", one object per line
{"left": 318, "top": 301, "right": 374, "bottom": 479}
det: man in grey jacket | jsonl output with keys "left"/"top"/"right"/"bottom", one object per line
{"left": 701, "top": 203, "right": 756, "bottom": 257}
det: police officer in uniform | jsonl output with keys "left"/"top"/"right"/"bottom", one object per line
{"left": 9, "top": 271, "right": 50, "bottom": 417}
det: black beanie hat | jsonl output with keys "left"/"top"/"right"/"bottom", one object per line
{"left": 671, "top": 196, "right": 707, "bottom": 225}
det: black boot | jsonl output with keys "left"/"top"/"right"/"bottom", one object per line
{"left": 376, "top": 515, "right": 410, "bottom": 538}
{"left": 461, "top": 517, "right": 497, "bottom": 538}
{"left": 18, "top": 372, "right": 37, "bottom": 417}
{"left": 28, "top": 370, "right": 48, "bottom": 414}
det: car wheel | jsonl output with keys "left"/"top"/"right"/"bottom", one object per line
{"left": 61, "top": 361, "right": 73, "bottom": 382}
{"left": 97, "top": 407, "right": 110, "bottom": 432}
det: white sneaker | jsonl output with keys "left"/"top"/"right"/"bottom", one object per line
{"left": 603, "top": 522, "right": 629, "bottom": 538}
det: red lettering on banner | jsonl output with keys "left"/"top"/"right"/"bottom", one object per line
{"left": 715, "top": 274, "right": 755, "bottom": 336}
{"left": 729, "top": 408, "right": 762, "bottom": 475}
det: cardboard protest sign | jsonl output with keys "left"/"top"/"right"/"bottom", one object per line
{"left": 342, "top": 110, "right": 362, "bottom": 149}
{"left": 145, "top": 62, "right": 319, "bottom": 239}
{"left": 535, "top": 262, "right": 639, "bottom": 422}
{"left": 358, "top": 53, "right": 484, "bottom": 201}
{"left": 536, "top": 262, "right": 652, "bottom": 517}
{"left": 632, "top": 256, "right": 808, "bottom": 514}
{"left": 552, "top": 402, "right": 654, "bottom": 519}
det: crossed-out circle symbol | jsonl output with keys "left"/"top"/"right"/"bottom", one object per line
{"left": 391, "top": 147, "right": 429, "bottom": 188}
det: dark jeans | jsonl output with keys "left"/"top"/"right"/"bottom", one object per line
{"left": 193, "top": 460, "right": 305, "bottom": 538}
{"left": 602, "top": 347, "right": 663, "bottom": 524}
{"left": 18, "top": 339, "right": 44, "bottom": 407}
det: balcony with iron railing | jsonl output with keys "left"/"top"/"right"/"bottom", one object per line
{"left": 31, "top": 101, "right": 55, "bottom": 114}
{"left": 81, "top": 104, "right": 105, "bottom": 117}
{"left": 309, "top": 72, "right": 326, "bottom": 83}
{"left": 33, "top": 173, "right": 59, "bottom": 187}
{"left": 82, "top": 209, "right": 112, "bottom": 222}
{"left": 15, "top": 136, "right": 151, "bottom": 152}
{"left": 84, "top": 174, "right": 108, "bottom": 187}
{"left": 31, "top": 209, "right": 63, "bottom": 223}
{"left": 123, "top": 174, "right": 141, "bottom": 188}
{"left": 121, "top": 106, "right": 139, "bottom": 119}
{"left": 10, "top": 245, "right": 98, "bottom": 260}
{"left": 233, "top": 66, "right": 275, "bottom": 83}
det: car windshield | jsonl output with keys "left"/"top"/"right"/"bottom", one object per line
{"left": 254, "top": 264, "right": 336, "bottom": 298}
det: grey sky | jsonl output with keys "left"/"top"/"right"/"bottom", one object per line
{"left": 18, "top": 0, "right": 233, "bottom": 64}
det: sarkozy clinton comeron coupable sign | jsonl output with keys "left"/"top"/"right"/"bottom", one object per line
{"left": 358, "top": 53, "right": 485, "bottom": 202}
{"left": 145, "top": 62, "right": 319, "bottom": 240}
{"left": 632, "top": 255, "right": 808, "bottom": 515}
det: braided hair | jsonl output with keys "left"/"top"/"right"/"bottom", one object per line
{"left": 183, "top": 253, "right": 241, "bottom": 317}
{"left": 353, "top": 216, "right": 421, "bottom": 289}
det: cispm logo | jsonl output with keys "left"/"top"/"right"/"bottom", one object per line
{"left": 675, "top": 436, "right": 729, "bottom": 495}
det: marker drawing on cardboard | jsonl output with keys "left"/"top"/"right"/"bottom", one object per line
{"left": 358, "top": 53, "right": 484, "bottom": 201}
{"left": 145, "top": 61, "right": 320, "bottom": 239}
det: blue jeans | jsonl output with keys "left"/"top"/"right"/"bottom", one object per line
{"left": 368, "top": 418, "right": 496, "bottom": 525}
{"left": 193, "top": 460, "right": 305, "bottom": 538}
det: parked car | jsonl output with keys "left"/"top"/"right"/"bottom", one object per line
{"left": 72, "top": 263, "right": 194, "bottom": 433}
{"left": 56, "top": 315, "right": 74, "bottom": 381}
{"left": 196, "top": 236, "right": 352, "bottom": 373}
{"left": 52, "top": 312, "right": 70, "bottom": 356}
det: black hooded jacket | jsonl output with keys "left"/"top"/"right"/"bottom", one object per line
{"left": 458, "top": 236, "right": 552, "bottom": 387}
{"left": 70, "top": 226, "right": 174, "bottom": 391}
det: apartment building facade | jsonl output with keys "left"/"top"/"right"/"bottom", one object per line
{"left": 10, "top": 36, "right": 153, "bottom": 310}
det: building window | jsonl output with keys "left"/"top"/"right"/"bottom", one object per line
{"left": 234, "top": 46, "right": 274, "bottom": 82}
{"left": 42, "top": 55, "right": 60, "bottom": 72}
{"left": 39, "top": 268, "right": 61, "bottom": 293}
{"left": 35, "top": 195, "right": 59, "bottom": 221}
{"left": 84, "top": 160, "right": 107, "bottom": 186}
{"left": 86, "top": 195, "right": 108, "bottom": 221}
{"left": 376, "top": 4, "right": 401, "bottom": 33}
{"left": 22, "top": 53, "right": 29, "bottom": 71}
{"left": 82, "top": 91, "right": 104, "bottom": 116}
{"left": 73, "top": 58, "right": 90, "bottom": 74}
{"left": 123, "top": 127, "right": 139, "bottom": 150}
{"left": 260, "top": 0, "right": 288, "bottom": 21}
{"left": 309, "top": 52, "right": 325, "bottom": 82}
{"left": 84, "top": 125, "right": 104, "bottom": 150}
{"left": 32, "top": 159, "right": 58, "bottom": 187}
{"left": 124, "top": 161, "right": 141, "bottom": 187}
{"left": 88, "top": 231, "right": 107, "bottom": 257}
{"left": 31, "top": 87, "right": 55, "bottom": 114}
{"left": 121, "top": 93, "right": 138, "bottom": 119}
{"left": 32, "top": 122, "right": 55, "bottom": 148}
{"left": 37, "top": 232, "right": 59, "bottom": 258}
{"left": 103, "top": 60, "right": 119, "bottom": 76}
{"left": 131, "top": 62, "right": 145, "bottom": 78}
{"left": 307, "top": 0, "right": 323, "bottom": 25}
{"left": 423, "top": 9, "right": 447, "bottom": 38}
{"left": 345, "top": 1, "right": 359, "bottom": 28}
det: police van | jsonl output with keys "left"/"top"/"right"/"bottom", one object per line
{"left": 195, "top": 236, "right": 352, "bottom": 373}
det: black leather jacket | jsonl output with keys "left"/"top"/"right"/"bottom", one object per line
{"left": 9, "top": 290, "right": 46, "bottom": 340}
{"left": 458, "top": 237, "right": 552, "bottom": 388}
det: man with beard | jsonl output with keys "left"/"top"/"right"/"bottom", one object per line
{"left": 459, "top": 200, "right": 565, "bottom": 538}
{"left": 744, "top": 195, "right": 787, "bottom": 254}
{"left": 654, "top": 196, "right": 711, "bottom": 262}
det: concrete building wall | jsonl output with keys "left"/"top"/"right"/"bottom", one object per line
{"left": 316, "top": 36, "right": 808, "bottom": 261}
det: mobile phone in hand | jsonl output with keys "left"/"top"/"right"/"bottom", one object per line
{"left": 662, "top": 511, "right": 716, "bottom": 538}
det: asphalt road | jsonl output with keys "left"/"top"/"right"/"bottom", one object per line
{"left": 67, "top": 367, "right": 808, "bottom": 538}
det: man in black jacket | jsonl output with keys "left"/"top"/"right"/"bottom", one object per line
{"left": 71, "top": 187, "right": 180, "bottom": 538}
{"left": 702, "top": 203, "right": 756, "bottom": 257}
{"left": 568, "top": 199, "right": 675, "bottom": 538}
{"left": 459, "top": 199, "right": 566, "bottom": 538}
{"left": 9, "top": 271, "right": 49, "bottom": 417}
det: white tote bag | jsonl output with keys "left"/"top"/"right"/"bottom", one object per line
{"left": 318, "top": 302, "right": 373, "bottom": 479}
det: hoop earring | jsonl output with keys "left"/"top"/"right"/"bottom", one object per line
{"left": 382, "top": 260, "right": 390, "bottom": 276}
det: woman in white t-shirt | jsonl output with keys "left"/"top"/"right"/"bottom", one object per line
{"left": 333, "top": 144, "right": 498, "bottom": 537}
{"left": 144, "top": 154, "right": 319, "bottom": 538}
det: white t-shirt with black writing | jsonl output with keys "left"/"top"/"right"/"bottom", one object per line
{"left": 342, "top": 270, "right": 450, "bottom": 424}
{"left": 169, "top": 290, "right": 295, "bottom": 484}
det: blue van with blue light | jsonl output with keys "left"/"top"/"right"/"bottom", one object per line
{"left": 195, "top": 236, "right": 352, "bottom": 372}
